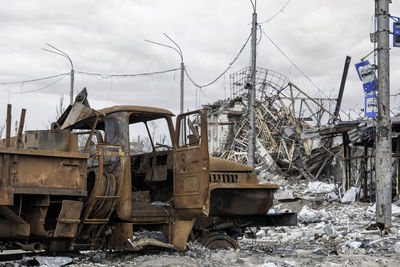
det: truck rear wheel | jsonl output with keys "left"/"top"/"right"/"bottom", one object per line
{"left": 199, "top": 232, "right": 239, "bottom": 249}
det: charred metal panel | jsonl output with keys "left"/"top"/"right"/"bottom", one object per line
{"left": 25, "top": 130, "right": 78, "bottom": 152}
{"left": 132, "top": 151, "right": 173, "bottom": 175}
{"left": 207, "top": 184, "right": 278, "bottom": 216}
{"left": 0, "top": 154, "right": 13, "bottom": 205}
{"left": 4, "top": 152, "right": 87, "bottom": 195}
{"left": 61, "top": 103, "right": 94, "bottom": 129}
{"left": 129, "top": 195, "right": 174, "bottom": 224}
{"left": 0, "top": 206, "right": 30, "bottom": 238}
{"left": 174, "top": 148, "right": 203, "bottom": 209}
{"left": 174, "top": 110, "right": 210, "bottom": 217}
{"left": 54, "top": 200, "right": 83, "bottom": 238}
{"left": 25, "top": 206, "right": 49, "bottom": 236}
{"left": 104, "top": 112, "right": 129, "bottom": 148}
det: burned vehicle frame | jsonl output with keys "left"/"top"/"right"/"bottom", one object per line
{"left": 0, "top": 89, "right": 296, "bottom": 252}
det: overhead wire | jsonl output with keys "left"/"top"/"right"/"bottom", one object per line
{"left": 259, "top": 26, "right": 355, "bottom": 120}
{"left": 259, "top": 27, "right": 324, "bottom": 94}
{"left": 6, "top": 73, "right": 69, "bottom": 94}
{"left": 75, "top": 68, "right": 180, "bottom": 79}
{"left": 0, "top": 67, "right": 181, "bottom": 97}
{"left": 184, "top": 32, "right": 252, "bottom": 90}
{"left": 259, "top": 0, "right": 290, "bottom": 25}
{"left": 0, "top": 72, "right": 69, "bottom": 85}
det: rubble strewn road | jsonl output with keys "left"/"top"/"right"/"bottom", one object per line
{"left": 3, "top": 176, "right": 400, "bottom": 267}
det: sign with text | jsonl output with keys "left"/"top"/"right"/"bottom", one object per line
{"left": 364, "top": 94, "right": 377, "bottom": 118}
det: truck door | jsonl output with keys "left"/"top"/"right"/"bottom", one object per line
{"left": 173, "top": 110, "right": 209, "bottom": 217}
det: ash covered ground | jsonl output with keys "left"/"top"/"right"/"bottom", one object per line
{"left": 3, "top": 175, "right": 400, "bottom": 267}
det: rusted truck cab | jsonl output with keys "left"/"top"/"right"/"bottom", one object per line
{"left": 0, "top": 89, "right": 295, "bottom": 252}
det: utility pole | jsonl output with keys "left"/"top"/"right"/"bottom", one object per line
{"left": 180, "top": 61, "right": 185, "bottom": 114}
{"left": 70, "top": 69, "right": 74, "bottom": 105}
{"left": 42, "top": 43, "right": 74, "bottom": 104}
{"left": 375, "top": 0, "right": 392, "bottom": 226}
{"left": 145, "top": 34, "right": 185, "bottom": 114}
{"left": 248, "top": 1, "right": 257, "bottom": 168}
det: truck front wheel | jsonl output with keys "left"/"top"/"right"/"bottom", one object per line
{"left": 199, "top": 232, "right": 239, "bottom": 250}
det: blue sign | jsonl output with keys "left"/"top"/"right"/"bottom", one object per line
{"left": 355, "top": 60, "right": 377, "bottom": 94}
{"left": 394, "top": 22, "right": 400, "bottom": 47}
{"left": 365, "top": 94, "right": 377, "bottom": 118}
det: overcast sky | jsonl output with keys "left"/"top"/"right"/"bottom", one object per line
{"left": 0, "top": 0, "right": 399, "bottom": 132}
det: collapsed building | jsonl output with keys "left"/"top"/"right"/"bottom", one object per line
{"left": 205, "top": 66, "right": 400, "bottom": 202}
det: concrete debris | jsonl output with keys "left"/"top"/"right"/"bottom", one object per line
{"left": 392, "top": 204, "right": 400, "bottom": 217}
{"left": 35, "top": 256, "right": 73, "bottom": 267}
{"left": 274, "top": 190, "right": 296, "bottom": 201}
{"left": 323, "top": 224, "right": 337, "bottom": 237}
{"left": 345, "top": 241, "right": 363, "bottom": 249}
{"left": 341, "top": 187, "right": 358, "bottom": 204}
{"left": 327, "top": 192, "right": 339, "bottom": 200}
{"left": 394, "top": 242, "right": 400, "bottom": 253}
{"left": 307, "top": 181, "right": 336, "bottom": 194}
{"left": 298, "top": 205, "right": 322, "bottom": 223}
{"left": 91, "top": 252, "right": 106, "bottom": 263}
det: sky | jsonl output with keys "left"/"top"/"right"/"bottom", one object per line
{"left": 0, "top": 0, "right": 399, "bottom": 133}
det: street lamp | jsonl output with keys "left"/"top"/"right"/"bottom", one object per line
{"left": 145, "top": 33, "right": 185, "bottom": 114}
{"left": 42, "top": 43, "right": 74, "bottom": 105}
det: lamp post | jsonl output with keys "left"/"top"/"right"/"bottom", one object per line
{"left": 42, "top": 43, "right": 74, "bottom": 105}
{"left": 145, "top": 34, "right": 185, "bottom": 114}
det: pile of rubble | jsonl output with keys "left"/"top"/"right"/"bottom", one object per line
{"left": 205, "top": 67, "right": 400, "bottom": 200}
{"left": 7, "top": 178, "right": 400, "bottom": 267}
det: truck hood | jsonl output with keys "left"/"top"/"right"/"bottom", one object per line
{"left": 209, "top": 156, "right": 253, "bottom": 172}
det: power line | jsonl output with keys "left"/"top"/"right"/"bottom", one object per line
{"left": 259, "top": 0, "right": 290, "bottom": 24}
{"left": 260, "top": 28, "right": 326, "bottom": 95}
{"left": 75, "top": 68, "right": 180, "bottom": 79}
{"left": 0, "top": 72, "right": 69, "bottom": 85}
{"left": 6, "top": 73, "right": 68, "bottom": 95}
{"left": 0, "top": 68, "right": 180, "bottom": 86}
{"left": 184, "top": 32, "right": 252, "bottom": 89}
{"left": 260, "top": 27, "right": 354, "bottom": 120}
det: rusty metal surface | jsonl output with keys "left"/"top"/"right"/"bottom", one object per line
{"left": 0, "top": 148, "right": 88, "bottom": 158}
{"left": 60, "top": 105, "right": 174, "bottom": 130}
{"left": 199, "top": 232, "right": 239, "bottom": 249}
{"left": 173, "top": 110, "right": 209, "bottom": 217}
{"left": 5, "top": 104, "right": 11, "bottom": 147}
{"left": 25, "top": 206, "right": 49, "bottom": 237}
{"left": 209, "top": 156, "right": 253, "bottom": 172}
{"left": 0, "top": 206, "right": 29, "bottom": 238}
{"left": 171, "top": 219, "right": 195, "bottom": 250}
{"left": 7, "top": 154, "right": 87, "bottom": 193}
{"left": 132, "top": 151, "right": 173, "bottom": 176}
{"left": 106, "top": 105, "right": 174, "bottom": 117}
{"left": 16, "top": 109, "right": 26, "bottom": 148}
{"left": 54, "top": 200, "right": 83, "bottom": 238}
{"left": 25, "top": 130, "right": 78, "bottom": 152}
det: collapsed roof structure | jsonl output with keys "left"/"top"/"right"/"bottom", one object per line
{"left": 204, "top": 66, "right": 400, "bottom": 202}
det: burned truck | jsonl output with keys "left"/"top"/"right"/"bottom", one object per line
{"left": 0, "top": 89, "right": 296, "bottom": 252}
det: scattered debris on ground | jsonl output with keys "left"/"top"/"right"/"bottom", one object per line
{"left": 3, "top": 176, "right": 400, "bottom": 267}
